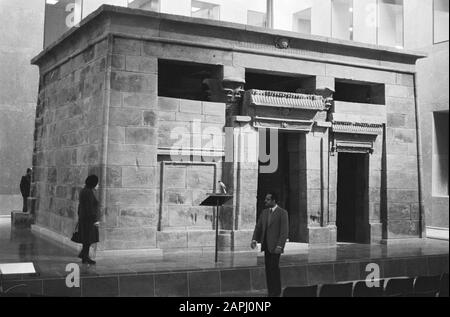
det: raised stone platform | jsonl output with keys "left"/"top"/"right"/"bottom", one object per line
{"left": 1, "top": 216, "right": 448, "bottom": 297}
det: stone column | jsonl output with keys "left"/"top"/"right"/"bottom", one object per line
{"left": 221, "top": 66, "right": 245, "bottom": 122}
{"left": 382, "top": 83, "right": 422, "bottom": 242}
{"left": 299, "top": 130, "right": 335, "bottom": 244}
{"left": 222, "top": 117, "right": 259, "bottom": 251}
{"left": 219, "top": 66, "right": 258, "bottom": 251}
{"left": 368, "top": 135, "right": 383, "bottom": 243}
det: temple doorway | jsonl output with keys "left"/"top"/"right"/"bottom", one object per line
{"left": 336, "top": 152, "right": 370, "bottom": 243}
{"left": 257, "top": 130, "right": 305, "bottom": 242}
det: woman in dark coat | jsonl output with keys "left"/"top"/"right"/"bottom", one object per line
{"left": 78, "top": 175, "right": 100, "bottom": 264}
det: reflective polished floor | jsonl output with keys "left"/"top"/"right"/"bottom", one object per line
{"left": 1, "top": 215, "right": 448, "bottom": 279}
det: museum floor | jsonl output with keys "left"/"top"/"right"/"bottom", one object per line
{"left": 0, "top": 215, "right": 448, "bottom": 297}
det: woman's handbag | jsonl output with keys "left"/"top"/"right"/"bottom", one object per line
{"left": 71, "top": 222, "right": 81, "bottom": 244}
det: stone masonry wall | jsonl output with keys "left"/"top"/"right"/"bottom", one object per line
{"left": 103, "top": 36, "right": 227, "bottom": 250}
{"left": 100, "top": 37, "right": 159, "bottom": 250}
{"left": 155, "top": 97, "right": 226, "bottom": 249}
{"left": 385, "top": 75, "right": 422, "bottom": 239}
{"left": 33, "top": 39, "right": 108, "bottom": 239}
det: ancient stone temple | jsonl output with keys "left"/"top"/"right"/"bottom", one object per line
{"left": 30, "top": 5, "right": 426, "bottom": 253}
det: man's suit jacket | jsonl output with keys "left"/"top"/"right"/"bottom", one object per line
{"left": 252, "top": 206, "right": 289, "bottom": 254}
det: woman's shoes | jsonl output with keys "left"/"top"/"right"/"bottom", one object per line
{"left": 82, "top": 257, "right": 96, "bottom": 265}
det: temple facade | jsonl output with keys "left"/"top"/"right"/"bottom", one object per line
{"left": 30, "top": 5, "right": 426, "bottom": 252}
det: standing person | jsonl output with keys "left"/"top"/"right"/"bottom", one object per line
{"left": 251, "top": 193, "right": 289, "bottom": 297}
{"left": 77, "top": 175, "right": 100, "bottom": 265}
{"left": 20, "top": 168, "right": 32, "bottom": 213}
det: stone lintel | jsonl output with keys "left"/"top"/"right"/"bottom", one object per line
{"left": 253, "top": 116, "right": 314, "bottom": 132}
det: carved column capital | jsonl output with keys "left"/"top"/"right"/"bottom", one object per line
{"left": 222, "top": 80, "right": 245, "bottom": 104}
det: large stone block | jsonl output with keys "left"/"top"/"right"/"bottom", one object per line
{"left": 187, "top": 230, "right": 215, "bottom": 247}
{"left": 308, "top": 227, "right": 332, "bottom": 244}
{"left": 125, "top": 56, "right": 157, "bottom": 73}
{"left": 369, "top": 203, "right": 380, "bottom": 220}
{"left": 119, "top": 214, "right": 157, "bottom": 227}
{"left": 113, "top": 38, "right": 142, "bottom": 56}
{"left": 158, "top": 97, "right": 180, "bottom": 112}
{"left": 106, "top": 166, "right": 122, "bottom": 187}
{"left": 110, "top": 71, "right": 155, "bottom": 93}
{"left": 387, "top": 171, "right": 419, "bottom": 190}
{"left": 110, "top": 107, "right": 142, "bottom": 126}
{"left": 202, "top": 102, "right": 225, "bottom": 116}
{"left": 80, "top": 145, "right": 100, "bottom": 165}
{"left": 163, "top": 166, "right": 186, "bottom": 188}
{"left": 157, "top": 231, "right": 188, "bottom": 249}
{"left": 385, "top": 85, "right": 414, "bottom": 99}
{"left": 108, "top": 126, "right": 125, "bottom": 143}
{"left": 107, "top": 144, "right": 157, "bottom": 166}
{"left": 387, "top": 220, "right": 420, "bottom": 238}
{"left": 387, "top": 189, "right": 419, "bottom": 203}
{"left": 125, "top": 127, "right": 156, "bottom": 145}
{"left": 88, "top": 126, "right": 103, "bottom": 144}
{"left": 389, "top": 129, "right": 416, "bottom": 144}
{"left": 143, "top": 42, "right": 233, "bottom": 66}
{"left": 387, "top": 113, "right": 406, "bottom": 128}
{"left": 186, "top": 166, "right": 216, "bottom": 190}
{"left": 232, "top": 230, "right": 254, "bottom": 247}
{"left": 203, "top": 115, "right": 225, "bottom": 124}
{"left": 386, "top": 97, "right": 415, "bottom": 114}
{"left": 179, "top": 99, "right": 202, "bottom": 114}
{"left": 236, "top": 204, "right": 257, "bottom": 230}
{"left": 110, "top": 90, "right": 123, "bottom": 107}
{"left": 105, "top": 226, "right": 156, "bottom": 242}
{"left": 60, "top": 130, "right": 89, "bottom": 147}
{"left": 55, "top": 185, "right": 68, "bottom": 199}
{"left": 175, "top": 112, "right": 202, "bottom": 122}
{"left": 167, "top": 205, "right": 213, "bottom": 228}
{"left": 123, "top": 92, "right": 157, "bottom": 109}
{"left": 164, "top": 189, "right": 192, "bottom": 205}
{"left": 111, "top": 54, "right": 125, "bottom": 70}
{"left": 386, "top": 155, "right": 417, "bottom": 171}
{"left": 158, "top": 120, "right": 192, "bottom": 147}
{"left": 388, "top": 203, "right": 412, "bottom": 220}
{"left": 396, "top": 73, "right": 414, "bottom": 87}
{"left": 221, "top": 65, "right": 245, "bottom": 82}
{"left": 122, "top": 166, "right": 155, "bottom": 188}
{"left": 107, "top": 188, "right": 156, "bottom": 207}
{"left": 157, "top": 111, "right": 176, "bottom": 121}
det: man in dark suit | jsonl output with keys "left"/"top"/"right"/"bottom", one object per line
{"left": 20, "top": 168, "right": 32, "bottom": 213}
{"left": 251, "top": 192, "right": 289, "bottom": 297}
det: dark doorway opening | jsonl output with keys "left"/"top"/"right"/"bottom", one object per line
{"left": 257, "top": 131, "right": 305, "bottom": 242}
{"left": 337, "top": 153, "right": 369, "bottom": 243}
{"left": 257, "top": 130, "right": 289, "bottom": 219}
